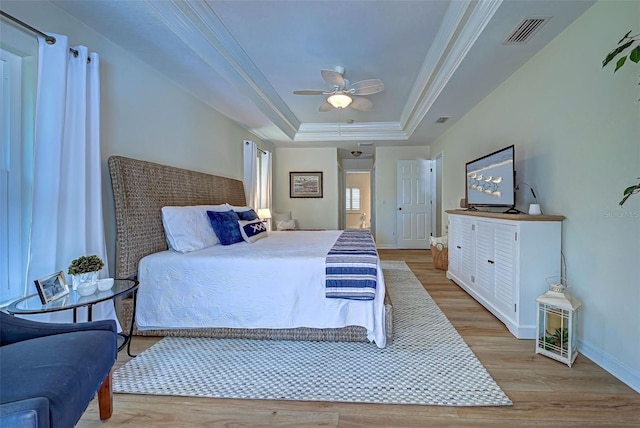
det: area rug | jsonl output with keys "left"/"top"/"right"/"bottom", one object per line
{"left": 113, "top": 261, "right": 512, "bottom": 406}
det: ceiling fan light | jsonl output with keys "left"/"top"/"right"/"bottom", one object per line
{"left": 327, "top": 94, "right": 352, "bottom": 109}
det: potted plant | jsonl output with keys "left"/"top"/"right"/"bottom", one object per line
{"left": 602, "top": 30, "right": 639, "bottom": 206}
{"left": 68, "top": 255, "right": 104, "bottom": 290}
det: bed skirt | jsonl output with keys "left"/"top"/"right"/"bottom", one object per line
{"left": 116, "top": 293, "right": 393, "bottom": 344}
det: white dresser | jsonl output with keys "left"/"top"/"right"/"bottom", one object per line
{"left": 446, "top": 210, "right": 564, "bottom": 339}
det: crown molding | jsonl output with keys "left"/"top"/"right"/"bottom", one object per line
{"left": 295, "top": 122, "right": 408, "bottom": 142}
{"left": 400, "top": 0, "right": 472, "bottom": 128}
{"left": 146, "top": 0, "right": 300, "bottom": 139}
{"left": 402, "top": 0, "right": 503, "bottom": 136}
{"left": 146, "top": 0, "right": 501, "bottom": 144}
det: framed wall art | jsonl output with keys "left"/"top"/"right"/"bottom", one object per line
{"left": 34, "top": 271, "right": 69, "bottom": 305}
{"left": 290, "top": 172, "right": 323, "bottom": 198}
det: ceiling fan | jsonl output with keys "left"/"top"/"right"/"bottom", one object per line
{"left": 293, "top": 66, "right": 384, "bottom": 112}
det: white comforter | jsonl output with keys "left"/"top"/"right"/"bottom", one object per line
{"left": 136, "top": 230, "right": 386, "bottom": 347}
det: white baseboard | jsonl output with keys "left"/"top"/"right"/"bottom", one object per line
{"left": 578, "top": 339, "right": 640, "bottom": 393}
{"left": 375, "top": 244, "right": 398, "bottom": 249}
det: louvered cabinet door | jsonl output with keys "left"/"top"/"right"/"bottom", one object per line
{"left": 447, "top": 215, "right": 475, "bottom": 283}
{"left": 447, "top": 216, "right": 462, "bottom": 278}
{"left": 459, "top": 217, "right": 475, "bottom": 285}
{"left": 492, "top": 223, "right": 517, "bottom": 323}
{"left": 474, "top": 221, "right": 494, "bottom": 300}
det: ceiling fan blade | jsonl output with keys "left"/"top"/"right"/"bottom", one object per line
{"left": 293, "top": 90, "right": 325, "bottom": 95}
{"left": 350, "top": 97, "right": 373, "bottom": 111}
{"left": 348, "top": 79, "right": 384, "bottom": 95}
{"left": 321, "top": 69, "right": 346, "bottom": 88}
{"left": 319, "top": 102, "right": 334, "bottom": 112}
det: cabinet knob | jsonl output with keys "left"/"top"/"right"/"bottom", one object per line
{"left": 398, "top": 207, "right": 402, "bottom": 211}
{"left": 488, "top": 259, "right": 495, "bottom": 264}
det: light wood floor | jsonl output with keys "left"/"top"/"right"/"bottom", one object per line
{"left": 78, "top": 250, "right": 640, "bottom": 427}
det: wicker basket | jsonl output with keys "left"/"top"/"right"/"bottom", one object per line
{"left": 431, "top": 243, "right": 448, "bottom": 271}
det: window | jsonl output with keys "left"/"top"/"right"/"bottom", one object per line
{"left": 0, "top": 47, "right": 35, "bottom": 306}
{"left": 346, "top": 187, "right": 361, "bottom": 212}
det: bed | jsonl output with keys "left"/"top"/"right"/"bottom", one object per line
{"left": 108, "top": 156, "right": 392, "bottom": 347}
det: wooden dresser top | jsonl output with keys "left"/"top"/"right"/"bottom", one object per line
{"left": 445, "top": 209, "right": 565, "bottom": 222}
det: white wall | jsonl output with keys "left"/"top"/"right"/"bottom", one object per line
{"left": 275, "top": 147, "right": 339, "bottom": 229}
{"left": 374, "top": 146, "right": 430, "bottom": 247}
{"left": 431, "top": 0, "right": 639, "bottom": 391}
{"left": 1, "top": 1, "right": 269, "bottom": 275}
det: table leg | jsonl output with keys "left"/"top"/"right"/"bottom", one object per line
{"left": 126, "top": 291, "right": 137, "bottom": 357}
{"left": 117, "top": 292, "right": 137, "bottom": 357}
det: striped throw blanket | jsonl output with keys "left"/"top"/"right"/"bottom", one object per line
{"left": 325, "top": 229, "right": 378, "bottom": 300}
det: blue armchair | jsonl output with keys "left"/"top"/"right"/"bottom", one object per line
{"left": 0, "top": 311, "right": 118, "bottom": 427}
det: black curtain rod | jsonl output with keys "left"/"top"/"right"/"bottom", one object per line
{"left": 244, "top": 140, "right": 267, "bottom": 155}
{"left": 1, "top": 10, "right": 56, "bottom": 44}
{"left": 0, "top": 10, "right": 90, "bottom": 63}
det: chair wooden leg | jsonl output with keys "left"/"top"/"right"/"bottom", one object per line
{"left": 97, "top": 372, "right": 113, "bottom": 420}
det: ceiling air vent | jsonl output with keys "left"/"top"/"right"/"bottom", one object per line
{"left": 503, "top": 17, "right": 550, "bottom": 45}
{"left": 435, "top": 116, "right": 450, "bottom": 124}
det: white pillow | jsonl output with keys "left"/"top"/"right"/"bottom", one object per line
{"left": 276, "top": 219, "right": 297, "bottom": 231}
{"left": 161, "top": 204, "right": 229, "bottom": 253}
{"left": 238, "top": 219, "right": 268, "bottom": 243}
{"left": 272, "top": 211, "right": 291, "bottom": 224}
{"left": 228, "top": 204, "right": 253, "bottom": 213}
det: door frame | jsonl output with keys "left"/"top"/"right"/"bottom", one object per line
{"left": 342, "top": 168, "right": 375, "bottom": 236}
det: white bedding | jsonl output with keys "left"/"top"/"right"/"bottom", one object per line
{"left": 136, "top": 230, "right": 386, "bottom": 347}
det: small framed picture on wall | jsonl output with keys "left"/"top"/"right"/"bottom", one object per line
{"left": 290, "top": 172, "right": 323, "bottom": 198}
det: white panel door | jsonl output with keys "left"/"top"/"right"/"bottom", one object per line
{"left": 397, "top": 159, "right": 432, "bottom": 249}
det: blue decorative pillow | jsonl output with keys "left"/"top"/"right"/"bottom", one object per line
{"left": 238, "top": 219, "right": 268, "bottom": 243}
{"left": 206, "top": 210, "right": 243, "bottom": 245}
{"left": 237, "top": 208, "right": 259, "bottom": 221}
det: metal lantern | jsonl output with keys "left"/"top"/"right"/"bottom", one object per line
{"left": 535, "top": 278, "right": 582, "bottom": 367}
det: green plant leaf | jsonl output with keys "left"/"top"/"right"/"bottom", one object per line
{"left": 603, "top": 40, "right": 634, "bottom": 68}
{"left": 614, "top": 56, "right": 627, "bottom": 72}
{"left": 619, "top": 183, "right": 640, "bottom": 206}
{"left": 618, "top": 30, "right": 632, "bottom": 44}
{"left": 623, "top": 184, "right": 640, "bottom": 195}
{"left": 630, "top": 45, "right": 640, "bottom": 63}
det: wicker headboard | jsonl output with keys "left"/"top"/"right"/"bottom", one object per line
{"left": 108, "top": 156, "right": 246, "bottom": 280}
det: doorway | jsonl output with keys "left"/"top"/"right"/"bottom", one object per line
{"left": 344, "top": 171, "right": 372, "bottom": 231}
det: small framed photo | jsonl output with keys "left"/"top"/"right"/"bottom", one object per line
{"left": 34, "top": 271, "right": 69, "bottom": 305}
{"left": 290, "top": 171, "right": 323, "bottom": 198}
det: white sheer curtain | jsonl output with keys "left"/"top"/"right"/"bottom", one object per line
{"left": 259, "top": 150, "right": 272, "bottom": 211}
{"left": 243, "top": 140, "right": 258, "bottom": 207}
{"left": 26, "top": 34, "right": 118, "bottom": 328}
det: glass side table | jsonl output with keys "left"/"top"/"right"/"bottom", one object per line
{"left": 8, "top": 279, "right": 138, "bottom": 357}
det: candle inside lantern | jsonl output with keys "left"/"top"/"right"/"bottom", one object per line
{"left": 546, "top": 306, "right": 565, "bottom": 334}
